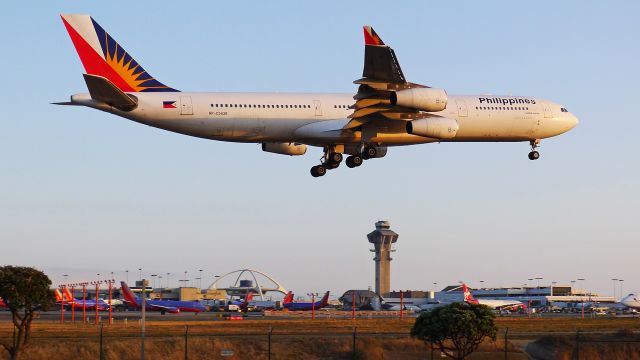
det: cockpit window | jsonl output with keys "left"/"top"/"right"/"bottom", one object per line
{"left": 560, "top": 107, "right": 568, "bottom": 112}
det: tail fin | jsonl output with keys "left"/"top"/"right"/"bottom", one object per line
{"left": 60, "top": 14, "right": 178, "bottom": 93}
{"left": 120, "top": 281, "right": 140, "bottom": 305}
{"left": 62, "top": 288, "right": 76, "bottom": 303}
{"left": 283, "top": 291, "right": 294, "bottom": 304}
{"left": 319, "top": 291, "right": 330, "bottom": 306}
{"left": 462, "top": 284, "right": 479, "bottom": 305}
{"left": 53, "top": 289, "right": 63, "bottom": 302}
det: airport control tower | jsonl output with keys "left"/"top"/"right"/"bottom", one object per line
{"left": 367, "top": 221, "right": 398, "bottom": 297}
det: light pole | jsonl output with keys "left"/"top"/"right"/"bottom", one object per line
{"left": 199, "top": 270, "right": 203, "bottom": 290}
{"left": 166, "top": 273, "right": 171, "bottom": 288}
{"left": 551, "top": 282, "right": 557, "bottom": 296}
{"left": 432, "top": 282, "right": 437, "bottom": 295}
{"left": 612, "top": 278, "right": 618, "bottom": 301}
{"left": 139, "top": 268, "right": 142, "bottom": 281}
{"left": 126, "top": 270, "right": 129, "bottom": 284}
{"left": 479, "top": 280, "right": 484, "bottom": 289}
{"left": 184, "top": 271, "right": 188, "bottom": 287}
{"left": 151, "top": 274, "right": 157, "bottom": 294}
{"left": 577, "top": 278, "right": 585, "bottom": 319}
{"left": 619, "top": 279, "right": 624, "bottom": 299}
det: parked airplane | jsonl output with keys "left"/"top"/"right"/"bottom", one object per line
{"left": 120, "top": 282, "right": 206, "bottom": 314}
{"left": 620, "top": 294, "right": 640, "bottom": 310}
{"left": 462, "top": 284, "right": 525, "bottom": 311}
{"left": 61, "top": 287, "right": 122, "bottom": 309}
{"left": 283, "top": 291, "right": 294, "bottom": 305}
{"left": 283, "top": 291, "right": 330, "bottom": 311}
{"left": 57, "top": 15, "right": 578, "bottom": 177}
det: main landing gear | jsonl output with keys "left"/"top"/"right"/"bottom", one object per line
{"left": 310, "top": 145, "right": 371, "bottom": 177}
{"left": 528, "top": 139, "right": 540, "bottom": 160}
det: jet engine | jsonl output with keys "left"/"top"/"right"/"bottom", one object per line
{"left": 261, "top": 142, "right": 307, "bottom": 156}
{"left": 406, "top": 117, "right": 458, "bottom": 139}
{"left": 390, "top": 88, "right": 448, "bottom": 112}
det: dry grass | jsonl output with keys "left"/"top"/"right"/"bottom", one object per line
{"left": 1, "top": 316, "right": 640, "bottom": 359}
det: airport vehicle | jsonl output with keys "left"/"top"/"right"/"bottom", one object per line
{"left": 462, "top": 284, "right": 525, "bottom": 311}
{"left": 620, "top": 294, "right": 640, "bottom": 310}
{"left": 283, "top": 291, "right": 330, "bottom": 311}
{"left": 120, "top": 282, "right": 206, "bottom": 314}
{"left": 57, "top": 15, "right": 578, "bottom": 177}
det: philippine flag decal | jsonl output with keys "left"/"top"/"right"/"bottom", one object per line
{"left": 163, "top": 101, "right": 177, "bottom": 109}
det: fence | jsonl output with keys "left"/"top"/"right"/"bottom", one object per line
{"left": 4, "top": 327, "right": 640, "bottom": 359}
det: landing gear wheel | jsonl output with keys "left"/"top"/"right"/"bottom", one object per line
{"left": 326, "top": 161, "right": 340, "bottom": 169}
{"left": 328, "top": 152, "right": 343, "bottom": 164}
{"left": 362, "top": 146, "right": 377, "bottom": 160}
{"left": 310, "top": 165, "right": 327, "bottom": 177}
{"left": 346, "top": 155, "right": 363, "bottom": 168}
{"left": 528, "top": 151, "right": 540, "bottom": 160}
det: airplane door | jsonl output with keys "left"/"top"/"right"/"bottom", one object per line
{"left": 313, "top": 100, "right": 322, "bottom": 116}
{"left": 456, "top": 99, "right": 468, "bottom": 117}
{"left": 543, "top": 102, "right": 553, "bottom": 118}
{"left": 180, "top": 96, "right": 193, "bottom": 115}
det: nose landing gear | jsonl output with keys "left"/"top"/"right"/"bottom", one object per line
{"left": 528, "top": 139, "right": 540, "bottom": 160}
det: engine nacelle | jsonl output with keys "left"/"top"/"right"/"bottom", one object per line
{"left": 406, "top": 117, "right": 459, "bottom": 139}
{"left": 261, "top": 142, "right": 307, "bottom": 156}
{"left": 390, "top": 88, "right": 448, "bottom": 112}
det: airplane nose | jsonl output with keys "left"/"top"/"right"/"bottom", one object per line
{"left": 566, "top": 113, "right": 579, "bottom": 131}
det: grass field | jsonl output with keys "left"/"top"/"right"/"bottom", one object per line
{"left": 1, "top": 316, "right": 640, "bottom": 359}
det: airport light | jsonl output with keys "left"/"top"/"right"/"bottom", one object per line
{"left": 139, "top": 268, "right": 142, "bottom": 281}
{"left": 141, "top": 278, "right": 146, "bottom": 360}
{"left": 479, "top": 280, "right": 484, "bottom": 289}
{"left": 199, "top": 270, "right": 203, "bottom": 289}
{"left": 81, "top": 282, "right": 88, "bottom": 324}
{"left": 577, "top": 278, "right": 585, "bottom": 320}
{"left": 107, "top": 279, "right": 114, "bottom": 325}
{"left": 70, "top": 283, "right": 76, "bottom": 323}
{"left": 59, "top": 285, "right": 65, "bottom": 324}
{"left": 184, "top": 270, "right": 188, "bottom": 286}
{"left": 535, "top": 277, "right": 543, "bottom": 289}
{"left": 619, "top": 279, "right": 624, "bottom": 298}
{"left": 166, "top": 273, "right": 171, "bottom": 288}
{"left": 432, "top": 282, "right": 437, "bottom": 294}
{"left": 307, "top": 293, "right": 317, "bottom": 320}
{"left": 125, "top": 270, "right": 129, "bottom": 284}
{"left": 151, "top": 274, "right": 158, "bottom": 292}
{"left": 612, "top": 278, "right": 618, "bottom": 301}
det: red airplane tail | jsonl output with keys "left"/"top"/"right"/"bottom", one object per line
{"left": 319, "top": 291, "right": 330, "bottom": 307}
{"left": 63, "top": 288, "right": 76, "bottom": 303}
{"left": 283, "top": 291, "right": 294, "bottom": 304}
{"left": 120, "top": 281, "right": 139, "bottom": 305}
{"left": 462, "top": 283, "right": 479, "bottom": 305}
{"left": 53, "top": 289, "right": 63, "bottom": 302}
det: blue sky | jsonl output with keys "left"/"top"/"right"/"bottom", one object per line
{"left": 1, "top": 1, "right": 638, "bottom": 298}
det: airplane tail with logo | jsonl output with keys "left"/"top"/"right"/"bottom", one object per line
{"left": 60, "top": 14, "right": 178, "bottom": 93}
{"left": 120, "top": 281, "right": 140, "bottom": 306}
{"left": 53, "top": 289, "right": 64, "bottom": 303}
{"left": 319, "top": 291, "right": 330, "bottom": 307}
{"left": 462, "top": 284, "right": 479, "bottom": 305}
{"left": 283, "top": 291, "right": 294, "bottom": 304}
{"left": 63, "top": 288, "right": 77, "bottom": 303}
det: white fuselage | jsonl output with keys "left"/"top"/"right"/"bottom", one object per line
{"left": 71, "top": 92, "right": 578, "bottom": 147}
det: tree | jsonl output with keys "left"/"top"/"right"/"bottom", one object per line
{"left": 411, "top": 302, "right": 498, "bottom": 360}
{"left": 0, "top": 266, "right": 54, "bottom": 360}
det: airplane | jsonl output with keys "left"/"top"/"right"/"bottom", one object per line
{"left": 61, "top": 287, "right": 122, "bottom": 310}
{"left": 620, "top": 294, "right": 640, "bottom": 310}
{"left": 462, "top": 284, "right": 525, "bottom": 311}
{"left": 282, "top": 291, "right": 294, "bottom": 305}
{"left": 57, "top": 15, "right": 578, "bottom": 178}
{"left": 53, "top": 289, "right": 109, "bottom": 310}
{"left": 120, "top": 281, "right": 206, "bottom": 314}
{"left": 283, "top": 291, "right": 330, "bottom": 311}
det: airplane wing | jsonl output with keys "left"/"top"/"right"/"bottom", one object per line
{"left": 344, "top": 26, "right": 431, "bottom": 131}
{"left": 147, "top": 303, "right": 180, "bottom": 313}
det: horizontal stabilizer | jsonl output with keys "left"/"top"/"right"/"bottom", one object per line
{"left": 83, "top": 74, "right": 138, "bottom": 111}
{"left": 51, "top": 101, "right": 78, "bottom": 106}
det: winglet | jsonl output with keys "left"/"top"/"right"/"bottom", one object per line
{"left": 363, "top": 26, "right": 384, "bottom": 46}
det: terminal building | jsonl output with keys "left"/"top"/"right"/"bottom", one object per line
{"left": 383, "top": 285, "right": 615, "bottom": 308}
